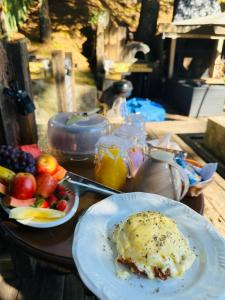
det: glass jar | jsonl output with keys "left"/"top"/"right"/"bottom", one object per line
{"left": 94, "top": 135, "right": 131, "bottom": 190}
{"left": 113, "top": 124, "right": 146, "bottom": 177}
{"left": 125, "top": 113, "right": 145, "bottom": 131}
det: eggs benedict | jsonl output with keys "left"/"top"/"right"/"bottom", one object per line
{"left": 112, "top": 211, "right": 195, "bottom": 280}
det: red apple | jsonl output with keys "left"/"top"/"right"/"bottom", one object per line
{"left": 36, "top": 154, "right": 58, "bottom": 175}
{"left": 11, "top": 173, "right": 36, "bottom": 200}
{"left": 36, "top": 173, "right": 58, "bottom": 198}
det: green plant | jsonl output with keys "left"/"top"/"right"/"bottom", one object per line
{"left": 88, "top": 9, "right": 107, "bottom": 29}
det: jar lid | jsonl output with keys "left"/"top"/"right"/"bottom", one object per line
{"left": 114, "top": 124, "right": 145, "bottom": 138}
{"left": 125, "top": 113, "right": 145, "bottom": 128}
{"left": 66, "top": 113, "right": 107, "bottom": 128}
{"left": 49, "top": 112, "right": 109, "bottom": 132}
{"left": 96, "top": 134, "right": 131, "bottom": 150}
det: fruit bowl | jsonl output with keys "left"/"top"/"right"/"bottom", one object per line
{"left": 0, "top": 185, "right": 79, "bottom": 228}
{"left": 0, "top": 146, "right": 80, "bottom": 228}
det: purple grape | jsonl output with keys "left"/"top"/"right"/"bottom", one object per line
{"left": 0, "top": 145, "right": 36, "bottom": 174}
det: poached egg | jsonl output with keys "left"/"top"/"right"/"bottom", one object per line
{"left": 112, "top": 211, "right": 195, "bottom": 280}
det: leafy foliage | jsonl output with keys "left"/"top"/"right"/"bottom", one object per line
{"left": 3, "top": 0, "right": 34, "bottom": 34}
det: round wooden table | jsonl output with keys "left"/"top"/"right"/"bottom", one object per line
{"left": 0, "top": 157, "right": 204, "bottom": 271}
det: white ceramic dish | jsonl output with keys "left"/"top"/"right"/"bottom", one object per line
{"left": 73, "top": 192, "right": 225, "bottom": 300}
{"left": 0, "top": 187, "right": 79, "bottom": 228}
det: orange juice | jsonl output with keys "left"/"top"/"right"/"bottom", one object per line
{"left": 94, "top": 135, "right": 130, "bottom": 190}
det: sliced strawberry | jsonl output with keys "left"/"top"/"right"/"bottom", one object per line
{"left": 55, "top": 184, "right": 66, "bottom": 193}
{"left": 56, "top": 199, "right": 67, "bottom": 212}
{"left": 47, "top": 194, "right": 58, "bottom": 208}
{"left": 35, "top": 196, "right": 50, "bottom": 208}
{"left": 57, "top": 190, "right": 67, "bottom": 199}
{"left": 39, "top": 200, "right": 50, "bottom": 208}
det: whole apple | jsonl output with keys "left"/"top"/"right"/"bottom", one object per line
{"left": 36, "top": 154, "right": 58, "bottom": 175}
{"left": 36, "top": 173, "right": 58, "bottom": 198}
{"left": 11, "top": 173, "right": 37, "bottom": 200}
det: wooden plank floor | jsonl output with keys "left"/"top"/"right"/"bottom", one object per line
{"left": 146, "top": 119, "right": 225, "bottom": 238}
{"left": 0, "top": 262, "right": 98, "bottom": 300}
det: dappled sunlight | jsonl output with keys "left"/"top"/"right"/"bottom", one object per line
{"left": 0, "top": 275, "right": 21, "bottom": 300}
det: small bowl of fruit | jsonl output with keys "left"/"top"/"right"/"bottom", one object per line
{"left": 0, "top": 145, "right": 79, "bottom": 228}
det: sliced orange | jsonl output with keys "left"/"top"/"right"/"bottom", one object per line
{"left": 52, "top": 165, "right": 67, "bottom": 181}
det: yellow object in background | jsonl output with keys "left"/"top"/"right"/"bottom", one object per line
{"left": 0, "top": 165, "right": 15, "bottom": 182}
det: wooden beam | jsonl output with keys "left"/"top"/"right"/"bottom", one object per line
{"left": 215, "top": 26, "right": 225, "bottom": 35}
{"left": 0, "top": 42, "right": 20, "bottom": 145}
{"left": 52, "top": 51, "right": 67, "bottom": 112}
{"left": 96, "top": 12, "right": 109, "bottom": 78}
{"left": 5, "top": 40, "right": 38, "bottom": 145}
{"left": 64, "top": 52, "right": 76, "bottom": 112}
{"left": 163, "top": 32, "right": 225, "bottom": 40}
{"left": 168, "top": 38, "right": 176, "bottom": 78}
{"left": 208, "top": 38, "right": 224, "bottom": 78}
{"left": 0, "top": 86, "right": 20, "bottom": 145}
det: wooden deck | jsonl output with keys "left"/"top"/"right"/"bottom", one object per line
{"left": 0, "top": 263, "right": 96, "bottom": 300}
{"left": 0, "top": 118, "right": 224, "bottom": 299}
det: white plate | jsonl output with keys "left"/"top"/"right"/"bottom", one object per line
{"left": 0, "top": 187, "right": 79, "bottom": 228}
{"left": 73, "top": 192, "right": 225, "bottom": 300}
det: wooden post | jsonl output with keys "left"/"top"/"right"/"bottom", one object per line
{"left": 39, "top": 0, "right": 52, "bottom": 42}
{"left": 208, "top": 38, "right": 224, "bottom": 78}
{"left": 5, "top": 40, "right": 38, "bottom": 145}
{"left": 108, "top": 26, "right": 119, "bottom": 61}
{"left": 96, "top": 23, "right": 105, "bottom": 73}
{"left": 52, "top": 51, "right": 67, "bottom": 112}
{"left": 0, "top": 40, "right": 37, "bottom": 146}
{"left": 118, "top": 26, "right": 127, "bottom": 61}
{"left": 0, "top": 86, "right": 20, "bottom": 145}
{"left": 0, "top": 43, "right": 20, "bottom": 145}
{"left": 65, "top": 52, "right": 76, "bottom": 112}
{"left": 168, "top": 38, "right": 177, "bottom": 79}
{"left": 96, "top": 11, "right": 109, "bottom": 83}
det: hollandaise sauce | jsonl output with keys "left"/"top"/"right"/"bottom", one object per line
{"left": 112, "top": 211, "right": 195, "bottom": 280}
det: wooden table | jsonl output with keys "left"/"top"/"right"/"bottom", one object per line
{"left": 0, "top": 156, "right": 204, "bottom": 271}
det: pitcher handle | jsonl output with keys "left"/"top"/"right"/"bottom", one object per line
{"left": 168, "top": 160, "right": 190, "bottom": 200}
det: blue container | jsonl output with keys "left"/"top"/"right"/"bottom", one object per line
{"left": 126, "top": 98, "right": 166, "bottom": 122}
